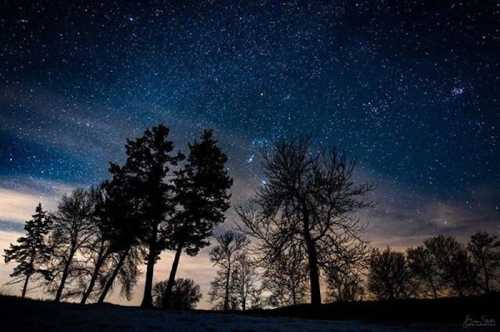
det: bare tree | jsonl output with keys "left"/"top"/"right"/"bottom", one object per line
{"left": 238, "top": 138, "right": 373, "bottom": 305}
{"left": 231, "top": 252, "right": 261, "bottom": 311}
{"left": 79, "top": 186, "right": 113, "bottom": 304}
{"left": 468, "top": 232, "right": 500, "bottom": 293}
{"left": 424, "top": 235, "right": 477, "bottom": 297}
{"left": 406, "top": 245, "right": 441, "bottom": 299}
{"left": 208, "top": 230, "right": 249, "bottom": 310}
{"left": 262, "top": 243, "right": 308, "bottom": 306}
{"left": 368, "top": 248, "right": 413, "bottom": 300}
{"left": 47, "top": 189, "right": 95, "bottom": 302}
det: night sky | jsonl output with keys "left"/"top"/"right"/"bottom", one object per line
{"left": 0, "top": 0, "right": 499, "bottom": 304}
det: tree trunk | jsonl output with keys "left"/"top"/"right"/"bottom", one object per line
{"left": 81, "top": 247, "right": 109, "bottom": 304}
{"left": 141, "top": 241, "right": 158, "bottom": 308}
{"left": 224, "top": 260, "right": 231, "bottom": 311}
{"left": 21, "top": 273, "right": 31, "bottom": 298}
{"left": 54, "top": 248, "right": 76, "bottom": 302}
{"left": 429, "top": 279, "right": 438, "bottom": 299}
{"left": 304, "top": 228, "right": 321, "bottom": 305}
{"left": 97, "top": 250, "right": 128, "bottom": 304}
{"left": 291, "top": 284, "right": 297, "bottom": 305}
{"left": 163, "top": 243, "right": 183, "bottom": 309}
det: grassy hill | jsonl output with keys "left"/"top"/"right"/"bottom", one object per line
{"left": 1, "top": 294, "right": 498, "bottom": 331}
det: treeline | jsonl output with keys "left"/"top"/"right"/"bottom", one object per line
{"left": 203, "top": 139, "right": 499, "bottom": 310}
{"left": 4, "top": 133, "right": 499, "bottom": 311}
{"left": 3, "top": 124, "right": 232, "bottom": 308}
{"left": 204, "top": 232, "right": 500, "bottom": 310}
{"left": 368, "top": 233, "right": 500, "bottom": 300}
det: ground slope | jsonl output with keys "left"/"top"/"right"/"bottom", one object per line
{"left": 0, "top": 295, "right": 493, "bottom": 332}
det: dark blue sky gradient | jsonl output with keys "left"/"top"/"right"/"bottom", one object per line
{"left": 1, "top": 1, "right": 499, "bottom": 210}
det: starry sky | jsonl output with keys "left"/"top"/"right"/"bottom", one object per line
{"left": 0, "top": 1, "right": 499, "bottom": 305}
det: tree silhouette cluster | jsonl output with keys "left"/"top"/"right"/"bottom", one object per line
{"left": 4, "top": 134, "right": 499, "bottom": 310}
{"left": 368, "top": 234, "right": 500, "bottom": 300}
{"left": 3, "top": 124, "right": 232, "bottom": 308}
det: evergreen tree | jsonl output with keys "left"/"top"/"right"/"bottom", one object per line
{"left": 163, "top": 130, "right": 232, "bottom": 307}
{"left": 4, "top": 203, "right": 52, "bottom": 298}
{"left": 112, "top": 124, "right": 183, "bottom": 308}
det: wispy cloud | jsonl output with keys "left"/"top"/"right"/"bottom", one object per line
{"left": 0, "top": 177, "right": 75, "bottom": 226}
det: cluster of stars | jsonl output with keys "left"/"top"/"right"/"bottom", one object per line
{"left": 0, "top": 1, "right": 498, "bottom": 219}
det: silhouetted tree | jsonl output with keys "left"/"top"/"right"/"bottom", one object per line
{"left": 4, "top": 203, "right": 52, "bottom": 298}
{"left": 406, "top": 245, "right": 441, "bottom": 299}
{"left": 368, "top": 248, "right": 413, "bottom": 300}
{"left": 262, "top": 243, "right": 308, "bottom": 306}
{"left": 231, "top": 252, "right": 261, "bottom": 311}
{"left": 113, "top": 124, "right": 183, "bottom": 308}
{"left": 209, "top": 230, "right": 249, "bottom": 311}
{"left": 95, "top": 160, "right": 147, "bottom": 304}
{"left": 153, "top": 278, "right": 202, "bottom": 310}
{"left": 162, "top": 130, "right": 232, "bottom": 307}
{"left": 48, "top": 189, "right": 95, "bottom": 302}
{"left": 79, "top": 185, "right": 113, "bottom": 304}
{"left": 468, "top": 232, "right": 500, "bottom": 293}
{"left": 424, "top": 235, "right": 477, "bottom": 297}
{"left": 321, "top": 230, "right": 369, "bottom": 302}
{"left": 238, "top": 139, "right": 373, "bottom": 305}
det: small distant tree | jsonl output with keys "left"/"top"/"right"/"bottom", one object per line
{"left": 322, "top": 233, "right": 368, "bottom": 302}
{"left": 162, "top": 130, "right": 232, "bottom": 307}
{"left": 48, "top": 189, "right": 95, "bottom": 302}
{"left": 209, "top": 231, "right": 249, "bottom": 311}
{"left": 424, "top": 235, "right": 477, "bottom": 297}
{"left": 325, "top": 261, "right": 365, "bottom": 302}
{"left": 231, "top": 253, "right": 261, "bottom": 311}
{"left": 153, "top": 278, "right": 202, "bottom": 310}
{"left": 368, "top": 248, "right": 413, "bottom": 300}
{"left": 406, "top": 246, "right": 441, "bottom": 299}
{"left": 468, "top": 232, "right": 500, "bottom": 293}
{"left": 4, "top": 203, "right": 52, "bottom": 298}
{"left": 262, "top": 243, "right": 308, "bottom": 306}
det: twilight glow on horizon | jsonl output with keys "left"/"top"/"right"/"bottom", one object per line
{"left": 0, "top": 1, "right": 499, "bottom": 308}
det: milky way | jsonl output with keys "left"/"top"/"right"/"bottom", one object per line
{"left": 1, "top": 1, "right": 499, "bottom": 242}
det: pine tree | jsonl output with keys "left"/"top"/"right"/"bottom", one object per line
{"left": 162, "top": 129, "right": 232, "bottom": 307}
{"left": 113, "top": 124, "right": 183, "bottom": 308}
{"left": 4, "top": 203, "right": 52, "bottom": 298}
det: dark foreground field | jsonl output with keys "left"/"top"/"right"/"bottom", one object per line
{"left": 1, "top": 294, "right": 498, "bottom": 332}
